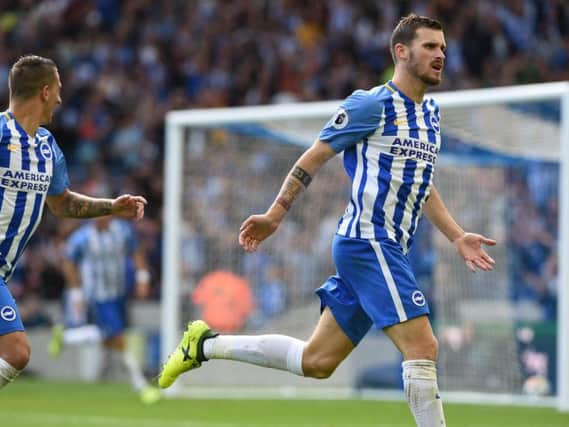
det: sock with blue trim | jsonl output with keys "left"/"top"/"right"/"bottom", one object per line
{"left": 402, "top": 359, "right": 446, "bottom": 427}
{"left": 0, "top": 357, "right": 20, "bottom": 389}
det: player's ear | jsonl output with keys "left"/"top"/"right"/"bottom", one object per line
{"left": 40, "top": 84, "right": 50, "bottom": 101}
{"left": 394, "top": 43, "right": 408, "bottom": 62}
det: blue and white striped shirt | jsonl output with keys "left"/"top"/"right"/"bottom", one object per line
{"left": 320, "top": 81, "right": 441, "bottom": 253}
{"left": 0, "top": 111, "right": 69, "bottom": 280}
{"left": 65, "top": 220, "right": 137, "bottom": 303}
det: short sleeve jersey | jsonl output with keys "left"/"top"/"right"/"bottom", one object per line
{"left": 0, "top": 111, "right": 70, "bottom": 280}
{"left": 65, "top": 219, "right": 137, "bottom": 303}
{"left": 319, "top": 81, "right": 441, "bottom": 253}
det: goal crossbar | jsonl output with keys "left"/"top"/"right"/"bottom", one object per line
{"left": 166, "top": 82, "right": 569, "bottom": 125}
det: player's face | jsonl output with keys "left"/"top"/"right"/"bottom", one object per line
{"left": 42, "top": 70, "right": 62, "bottom": 124}
{"left": 406, "top": 28, "right": 446, "bottom": 86}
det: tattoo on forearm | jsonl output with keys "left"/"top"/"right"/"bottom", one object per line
{"left": 63, "top": 192, "right": 112, "bottom": 218}
{"left": 275, "top": 173, "right": 305, "bottom": 211}
{"left": 291, "top": 166, "right": 312, "bottom": 187}
{"left": 276, "top": 196, "right": 291, "bottom": 211}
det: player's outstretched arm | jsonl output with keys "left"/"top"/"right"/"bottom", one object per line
{"left": 132, "top": 249, "right": 151, "bottom": 299}
{"left": 61, "top": 258, "right": 85, "bottom": 319}
{"left": 46, "top": 189, "right": 147, "bottom": 220}
{"left": 423, "top": 185, "right": 496, "bottom": 273}
{"left": 239, "top": 140, "right": 336, "bottom": 253}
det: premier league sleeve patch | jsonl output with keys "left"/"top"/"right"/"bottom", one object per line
{"left": 331, "top": 108, "right": 349, "bottom": 129}
{"left": 318, "top": 90, "right": 384, "bottom": 152}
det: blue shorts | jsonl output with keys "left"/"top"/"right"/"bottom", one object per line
{"left": 91, "top": 298, "right": 127, "bottom": 339}
{"left": 316, "top": 235, "right": 430, "bottom": 346}
{"left": 0, "top": 280, "right": 24, "bottom": 335}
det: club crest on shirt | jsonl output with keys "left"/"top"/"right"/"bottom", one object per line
{"left": 412, "top": 290, "right": 426, "bottom": 307}
{"left": 40, "top": 141, "right": 52, "bottom": 159}
{"left": 430, "top": 115, "right": 440, "bottom": 132}
{"left": 0, "top": 305, "right": 16, "bottom": 321}
{"left": 332, "top": 108, "right": 349, "bottom": 129}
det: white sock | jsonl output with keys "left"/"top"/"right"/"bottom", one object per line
{"left": 122, "top": 351, "right": 148, "bottom": 392}
{"left": 0, "top": 357, "right": 20, "bottom": 389}
{"left": 402, "top": 360, "right": 446, "bottom": 427}
{"left": 203, "top": 334, "right": 305, "bottom": 376}
{"left": 64, "top": 325, "right": 103, "bottom": 345}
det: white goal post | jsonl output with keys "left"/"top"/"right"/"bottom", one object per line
{"left": 162, "top": 82, "right": 569, "bottom": 411}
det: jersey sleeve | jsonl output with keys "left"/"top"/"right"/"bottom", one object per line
{"left": 48, "top": 138, "right": 70, "bottom": 195}
{"left": 319, "top": 90, "right": 384, "bottom": 153}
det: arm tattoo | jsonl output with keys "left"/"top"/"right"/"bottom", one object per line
{"left": 275, "top": 169, "right": 307, "bottom": 211}
{"left": 291, "top": 166, "right": 312, "bottom": 187}
{"left": 61, "top": 192, "right": 113, "bottom": 218}
{"left": 276, "top": 196, "right": 291, "bottom": 211}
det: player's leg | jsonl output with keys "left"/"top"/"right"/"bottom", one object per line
{"left": 49, "top": 324, "right": 102, "bottom": 358}
{"left": 333, "top": 235, "right": 445, "bottom": 427}
{"left": 299, "top": 307, "right": 355, "bottom": 378}
{"left": 105, "top": 333, "right": 149, "bottom": 392}
{"left": 100, "top": 299, "right": 161, "bottom": 404}
{"left": 383, "top": 314, "right": 438, "bottom": 360}
{"left": 0, "top": 284, "right": 29, "bottom": 388}
{"left": 206, "top": 306, "right": 355, "bottom": 378}
{"left": 0, "top": 332, "right": 28, "bottom": 388}
{"left": 368, "top": 238, "right": 445, "bottom": 427}
{"left": 50, "top": 290, "right": 102, "bottom": 358}
{"left": 159, "top": 307, "right": 356, "bottom": 389}
{"left": 384, "top": 316, "right": 445, "bottom": 427}
{"left": 159, "top": 243, "right": 370, "bottom": 389}
{"left": 104, "top": 333, "right": 146, "bottom": 389}
{"left": 158, "top": 234, "right": 370, "bottom": 388}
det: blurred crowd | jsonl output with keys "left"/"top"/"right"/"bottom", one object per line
{"left": 508, "top": 164, "right": 559, "bottom": 321}
{"left": 0, "top": 0, "right": 564, "bottom": 326}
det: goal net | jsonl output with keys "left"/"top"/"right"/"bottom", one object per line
{"left": 162, "top": 82, "right": 569, "bottom": 410}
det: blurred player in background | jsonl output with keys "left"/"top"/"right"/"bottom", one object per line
{"left": 48, "top": 215, "right": 160, "bottom": 404}
{"left": 160, "top": 14, "right": 496, "bottom": 426}
{"left": 0, "top": 55, "right": 147, "bottom": 390}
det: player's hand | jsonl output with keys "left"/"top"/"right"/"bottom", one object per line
{"left": 453, "top": 233, "right": 496, "bottom": 273}
{"left": 111, "top": 195, "right": 148, "bottom": 220}
{"left": 239, "top": 214, "right": 279, "bottom": 253}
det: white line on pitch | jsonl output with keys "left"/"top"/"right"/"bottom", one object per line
{"left": 3, "top": 412, "right": 408, "bottom": 427}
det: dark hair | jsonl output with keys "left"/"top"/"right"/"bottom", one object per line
{"left": 9, "top": 55, "right": 58, "bottom": 100}
{"left": 390, "top": 14, "right": 443, "bottom": 62}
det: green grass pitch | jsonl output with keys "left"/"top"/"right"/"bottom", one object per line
{"left": 1, "top": 379, "right": 568, "bottom": 426}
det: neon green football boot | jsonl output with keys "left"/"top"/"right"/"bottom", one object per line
{"left": 48, "top": 324, "right": 64, "bottom": 358}
{"left": 158, "top": 320, "right": 217, "bottom": 388}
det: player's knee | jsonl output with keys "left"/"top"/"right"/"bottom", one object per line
{"left": 11, "top": 343, "right": 30, "bottom": 370}
{"left": 302, "top": 353, "right": 339, "bottom": 379}
{"left": 406, "top": 335, "right": 438, "bottom": 361}
{"left": 1, "top": 335, "right": 31, "bottom": 370}
{"left": 425, "top": 335, "right": 439, "bottom": 360}
{"left": 4, "top": 346, "right": 30, "bottom": 371}
{"left": 413, "top": 335, "right": 439, "bottom": 360}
